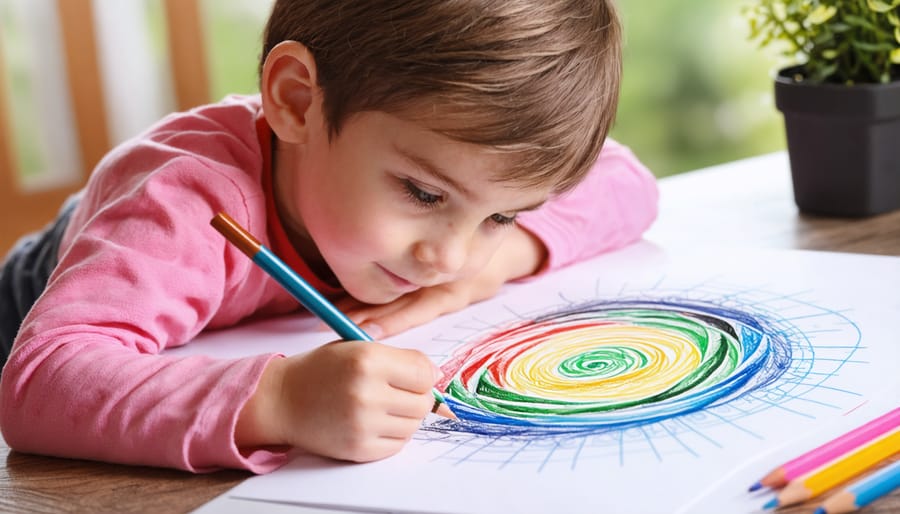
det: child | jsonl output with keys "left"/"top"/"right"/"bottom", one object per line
{"left": 0, "top": 0, "right": 657, "bottom": 473}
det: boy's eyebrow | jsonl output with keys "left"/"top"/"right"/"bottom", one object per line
{"left": 392, "top": 144, "right": 475, "bottom": 200}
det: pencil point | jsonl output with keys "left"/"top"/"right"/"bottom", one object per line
{"left": 748, "top": 481, "right": 763, "bottom": 492}
{"left": 434, "top": 401, "right": 457, "bottom": 420}
{"left": 762, "top": 498, "right": 779, "bottom": 510}
{"left": 813, "top": 508, "right": 825, "bottom": 514}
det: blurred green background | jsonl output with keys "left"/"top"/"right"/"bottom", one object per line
{"left": 3, "top": 0, "right": 786, "bottom": 181}
{"left": 614, "top": 0, "right": 786, "bottom": 176}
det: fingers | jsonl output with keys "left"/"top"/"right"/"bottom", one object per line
{"left": 331, "top": 294, "right": 366, "bottom": 312}
{"left": 318, "top": 416, "right": 419, "bottom": 463}
{"left": 342, "top": 301, "right": 409, "bottom": 336}
{"left": 333, "top": 435, "right": 409, "bottom": 463}
{"left": 373, "top": 409, "right": 429, "bottom": 439}
{"left": 319, "top": 341, "right": 437, "bottom": 409}
{"left": 383, "top": 346, "right": 440, "bottom": 394}
{"left": 381, "top": 387, "right": 437, "bottom": 419}
{"left": 356, "top": 288, "right": 470, "bottom": 338}
{"left": 340, "top": 278, "right": 503, "bottom": 338}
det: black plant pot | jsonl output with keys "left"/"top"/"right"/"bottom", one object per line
{"left": 775, "top": 65, "right": 900, "bottom": 217}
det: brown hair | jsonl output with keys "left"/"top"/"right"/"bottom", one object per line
{"left": 261, "top": 0, "right": 622, "bottom": 193}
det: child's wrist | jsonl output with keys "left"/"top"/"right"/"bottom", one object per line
{"left": 235, "top": 356, "right": 289, "bottom": 449}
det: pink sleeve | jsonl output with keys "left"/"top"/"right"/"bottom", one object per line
{"left": 516, "top": 139, "right": 658, "bottom": 274}
{"left": 0, "top": 156, "right": 287, "bottom": 474}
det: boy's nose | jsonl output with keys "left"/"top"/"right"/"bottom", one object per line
{"left": 413, "top": 230, "right": 470, "bottom": 276}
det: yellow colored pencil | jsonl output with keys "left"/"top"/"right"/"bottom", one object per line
{"left": 763, "top": 428, "right": 900, "bottom": 509}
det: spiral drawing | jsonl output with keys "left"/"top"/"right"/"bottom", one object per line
{"left": 436, "top": 299, "right": 791, "bottom": 433}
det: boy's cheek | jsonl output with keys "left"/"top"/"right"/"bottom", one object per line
{"left": 455, "top": 252, "right": 497, "bottom": 281}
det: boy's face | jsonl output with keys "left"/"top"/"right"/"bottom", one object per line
{"left": 277, "top": 110, "right": 552, "bottom": 304}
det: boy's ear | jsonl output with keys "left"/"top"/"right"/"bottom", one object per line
{"left": 260, "top": 41, "right": 319, "bottom": 144}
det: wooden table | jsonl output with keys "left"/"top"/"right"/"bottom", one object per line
{"left": 1, "top": 152, "right": 897, "bottom": 513}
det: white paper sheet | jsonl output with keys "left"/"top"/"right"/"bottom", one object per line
{"left": 175, "top": 243, "right": 900, "bottom": 514}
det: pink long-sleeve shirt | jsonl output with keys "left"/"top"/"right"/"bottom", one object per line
{"left": 0, "top": 95, "right": 657, "bottom": 473}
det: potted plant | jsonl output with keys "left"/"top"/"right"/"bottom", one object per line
{"left": 744, "top": 0, "right": 900, "bottom": 216}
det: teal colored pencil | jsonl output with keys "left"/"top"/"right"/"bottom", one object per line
{"left": 815, "top": 460, "right": 900, "bottom": 514}
{"left": 211, "top": 212, "right": 454, "bottom": 418}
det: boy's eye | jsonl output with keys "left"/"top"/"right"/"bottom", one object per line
{"left": 489, "top": 213, "right": 517, "bottom": 226}
{"left": 403, "top": 179, "right": 443, "bottom": 206}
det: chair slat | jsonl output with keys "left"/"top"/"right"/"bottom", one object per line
{"left": 0, "top": 31, "right": 17, "bottom": 197}
{"left": 164, "top": 0, "right": 210, "bottom": 111}
{"left": 56, "top": 0, "right": 110, "bottom": 176}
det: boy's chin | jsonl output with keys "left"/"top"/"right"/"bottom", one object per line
{"left": 343, "top": 284, "right": 406, "bottom": 306}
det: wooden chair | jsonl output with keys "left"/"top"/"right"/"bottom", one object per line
{"left": 0, "top": 0, "right": 210, "bottom": 253}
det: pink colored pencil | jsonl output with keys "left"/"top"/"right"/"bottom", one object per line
{"left": 749, "top": 407, "right": 900, "bottom": 491}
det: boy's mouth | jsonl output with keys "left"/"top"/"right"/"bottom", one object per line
{"left": 377, "top": 264, "right": 422, "bottom": 293}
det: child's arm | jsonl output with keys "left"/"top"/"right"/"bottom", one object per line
{"left": 0, "top": 112, "right": 307, "bottom": 472}
{"left": 515, "top": 139, "right": 659, "bottom": 273}
{"left": 337, "top": 139, "right": 658, "bottom": 337}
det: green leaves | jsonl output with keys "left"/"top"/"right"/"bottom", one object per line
{"left": 806, "top": 5, "right": 837, "bottom": 25}
{"left": 744, "top": 0, "right": 900, "bottom": 84}
{"left": 867, "top": 0, "right": 900, "bottom": 13}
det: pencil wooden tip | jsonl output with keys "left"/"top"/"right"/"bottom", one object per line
{"left": 433, "top": 401, "right": 457, "bottom": 420}
{"left": 757, "top": 469, "right": 786, "bottom": 490}
{"left": 211, "top": 212, "right": 261, "bottom": 259}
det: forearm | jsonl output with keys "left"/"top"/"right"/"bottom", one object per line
{"left": 496, "top": 225, "right": 549, "bottom": 281}
{"left": 516, "top": 139, "right": 658, "bottom": 273}
{"left": 0, "top": 334, "right": 286, "bottom": 473}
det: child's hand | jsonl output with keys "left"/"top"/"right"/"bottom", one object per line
{"left": 337, "top": 271, "right": 506, "bottom": 338}
{"left": 336, "top": 226, "right": 548, "bottom": 337}
{"left": 235, "top": 341, "right": 439, "bottom": 462}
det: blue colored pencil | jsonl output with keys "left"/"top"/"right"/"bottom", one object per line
{"left": 211, "top": 212, "right": 454, "bottom": 417}
{"left": 815, "top": 460, "right": 900, "bottom": 514}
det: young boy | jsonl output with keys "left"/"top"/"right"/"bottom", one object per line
{"left": 0, "top": 0, "right": 657, "bottom": 473}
